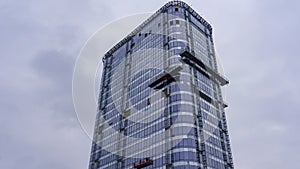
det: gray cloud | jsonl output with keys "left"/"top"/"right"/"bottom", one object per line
{"left": 1, "top": 0, "right": 299, "bottom": 169}
{"left": 210, "top": 1, "right": 300, "bottom": 168}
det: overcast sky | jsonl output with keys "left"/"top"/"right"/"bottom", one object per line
{"left": 1, "top": 0, "right": 300, "bottom": 169}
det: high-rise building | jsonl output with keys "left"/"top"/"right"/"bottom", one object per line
{"left": 89, "top": 1, "right": 234, "bottom": 169}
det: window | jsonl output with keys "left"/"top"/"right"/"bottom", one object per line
{"left": 170, "top": 21, "right": 173, "bottom": 25}
{"left": 147, "top": 98, "right": 151, "bottom": 105}
{"left": 131, "top": 43, "right": 135, "bottom": 49}
{"left": 158, "top": 23, "right": 161, "bottom": 27}
{"left": 176, "top": 20, "right": 180, "bottom": 25}
{"left": 175, "top": 7, "right": 179, "bottom": 12}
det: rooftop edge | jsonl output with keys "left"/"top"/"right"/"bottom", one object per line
{"left": 103, "top": 0, "right": 213, "bottom": 60}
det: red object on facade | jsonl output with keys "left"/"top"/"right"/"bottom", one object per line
{"left": 133, "top": 157, "right": 153, "bottom": 168}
